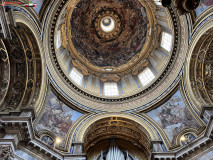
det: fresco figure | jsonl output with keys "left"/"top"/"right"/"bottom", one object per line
{"left": 147, "top": 90, "right": 200, "bottom": 144}
{"left": 181, "top": 133, "right": 196, "bottom": 146}
{"left": 41, "top": 136, "right": 54, "bottom": 148}
{"left": 70, "top": 0, "right": 149, "bottom": 67}
{"left": 195, "top": 0, "right": 213, "bottom": 17}
{"left": 36, "top": 91, "right": 83, "bottom": 138}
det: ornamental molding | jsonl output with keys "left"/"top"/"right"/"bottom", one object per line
{"left": 44, "top": 0, "right": 188, "bottom": 112}
{"left": 184, "top": 18, "right": 213, "bottom": 112}
{"left": 0, "top": 107, "right": 212, "bottom": 160}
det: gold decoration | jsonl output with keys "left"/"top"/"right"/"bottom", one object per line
{"left": 65, "top": 0, "right": 157, "bottom": 76}
{"left": 95, "top": 11, "right": 121, "bottom": 40}
{"left": 132, "top": 58, "right": 149, "bottom": 75}
{"left": 100, "top": 74, "right": 120, "bottom": 82}
{"left": 72, "top": 59, "right": 89, "bottom": 75}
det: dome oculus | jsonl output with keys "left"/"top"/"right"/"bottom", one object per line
{"left": 50, "top": 0, "right": 179, "bottom": 103}
{"left": 70, "top": 0, "right": 149, "bottom": 67}
{"left": 101, "top": 17, "right": 115, "bottom": 32}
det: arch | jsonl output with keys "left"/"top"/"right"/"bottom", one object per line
{"left": 184, "top": 18, "right": 213, "bottom": 111}
{"left": 43, "top": 0, "right": 189, "bottom": 113}
{"left": 74, "top": 112, "right": 159, "bottom": 143}
{"left": 13, "top": 12, "right": 48, "bottom": 116}
{"left": 74, "top": 113, "right": 157, "bottom": 160}
{"left": 88, "top": 138, "right": 148, "bottom": 160}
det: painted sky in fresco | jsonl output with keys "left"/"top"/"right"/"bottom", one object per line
{"left": 31, "top": 0, "right": 44, "bottom": 14}
{"left": 147, "top": 90, "right": 200, "bottom": 144}
{"left": 195, "top": 0, "right": 213, "bottom": 17}
{"left": 197, "top": 150, "right": 213, "bottom": 160}
{"left": 36, "top": 91, "right": 83, "bottom": 138}
{"left": 14, "top": 150, "right": 36, "bottom": 160}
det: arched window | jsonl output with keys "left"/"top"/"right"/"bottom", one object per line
{"left": 56, "top": 30, "right": 61, "bottom": 49}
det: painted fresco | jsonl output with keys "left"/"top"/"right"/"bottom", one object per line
{"left": 197, "top": 150, "right": 213, "bottom": 160}
{"left": 73, "top": 145, "right": 82, "bottom": 154}
{"left": 41, "top": 136, "right": 54, "bottom": 148}
{"left": 31, "top": 0, "right": 45, "bottom": 14}
{"left": 181, "top": 133, "right": 196, "bottom": 146}
{"left": 36, "top": 91, "right": 83, "bottom": 138}
{"left": 71, "top": 0, "right": 148, "bottom": 67}
{"left": 153, "top": 144, "right": 163, "bottom": 152}
{"left": 147, "top": 90, "right": 200, "bottom": 144}
{"left": 195, "top": 0, "right": 213, "bottom": 17}
{"left": 14, "top": 150, "right": 36, "bottom": 160}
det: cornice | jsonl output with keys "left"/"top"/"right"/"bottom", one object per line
{"left": 151, "top": 114, "right": 213, "bottom": 160}
{"left": 0, "top": 108, "right": 212, "bottom": 160}
{"left": 63, "top": 0, "right": 156, "bottom": 75}
{"left": 0, "top": 109, "right": 86, "bottom": 160}
{"left": 44, "top": 2, "right": 187, "bottom": 112}
{"left": 47, "top": 2, "right": 180, "bottom": 102}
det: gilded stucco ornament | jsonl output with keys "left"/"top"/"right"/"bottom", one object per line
{"left": 11, "top": 12, "right": 48, "bottom": 116}
{"left": 64, "top": 0, "right": 157, "bottom": 75}
{"left": 44, "top": 0, "right": 187, "bottom": 111}
{"left": 0, "top": 42, "right": 10, "bottom": 107}
{"left": 74, "top": 112, "right": 159, "bottom": 142}
{"left": 190, "top": 32, "right": 213, "bottom": 105}
{"left": 185, "top": 19, "right": 213, "bottom": 110}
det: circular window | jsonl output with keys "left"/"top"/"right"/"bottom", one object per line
{"left": 100, "top": 16, "right": 115, "bottom": 32}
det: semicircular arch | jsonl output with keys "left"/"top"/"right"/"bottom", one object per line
{"left": 74, "top": 112, "right": 159, "bottom": 143}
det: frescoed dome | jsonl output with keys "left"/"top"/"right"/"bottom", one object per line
{"left": 70, "top": 0, "right": 148, "bottom": 67}
{"left": 49, "top": 0, "right": 183, "bottom": 111}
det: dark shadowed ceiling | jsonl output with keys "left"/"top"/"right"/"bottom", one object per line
{"left": 71, "top": 0, "right": 148, "bottom": 67}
